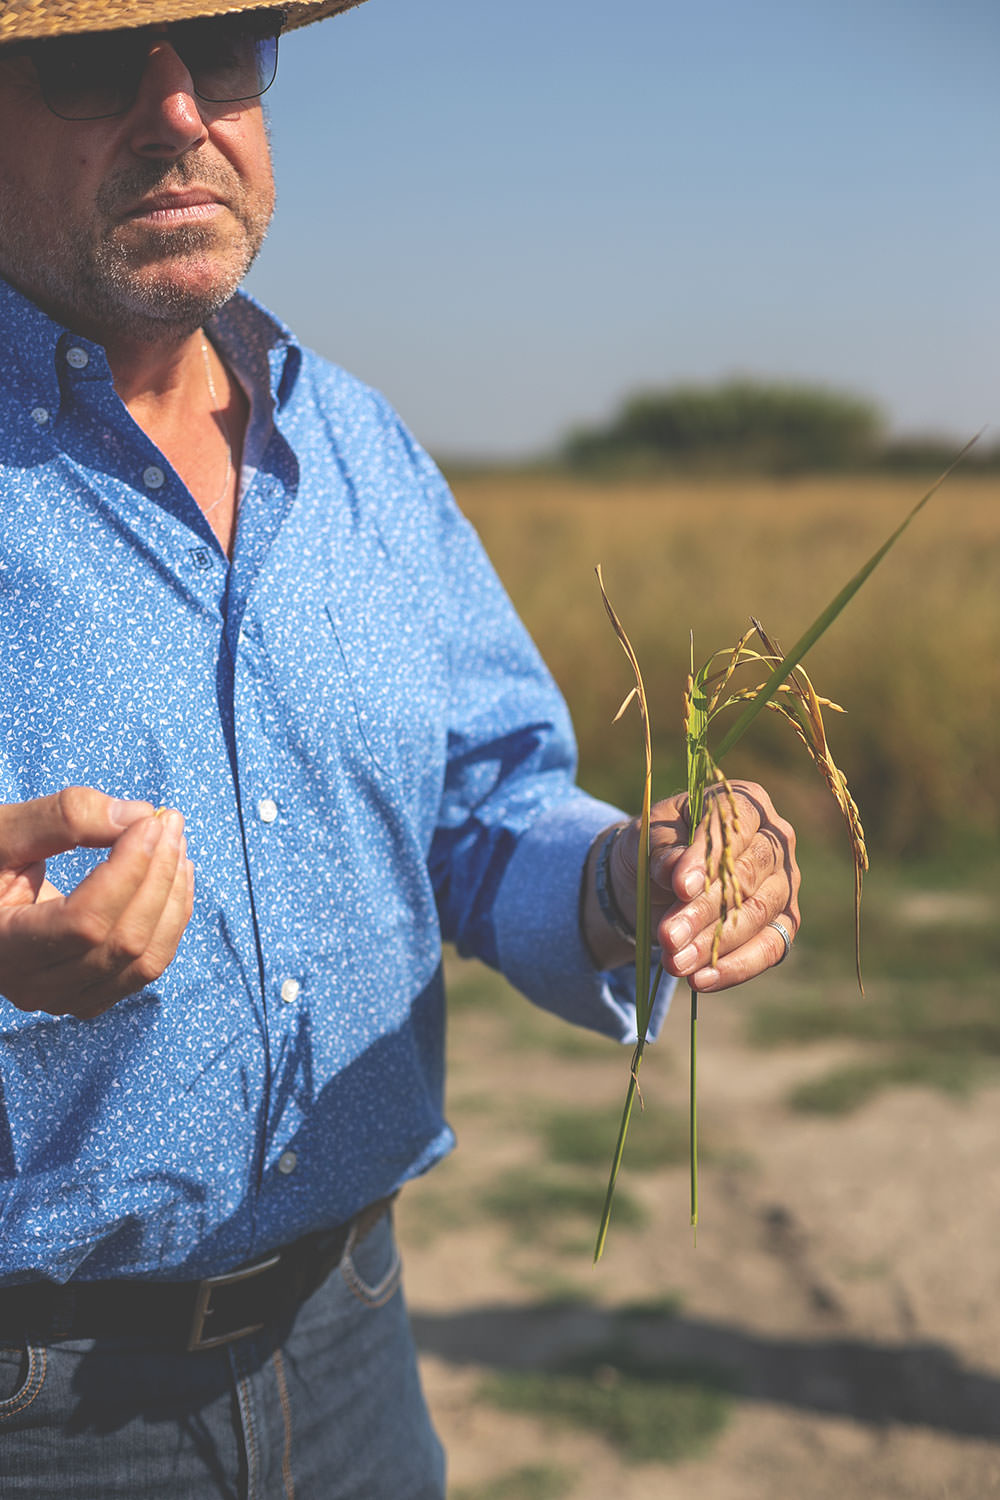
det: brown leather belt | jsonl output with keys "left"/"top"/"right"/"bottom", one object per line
{"left": 0, "top": 1195, "right": 395, "bottom": 1353}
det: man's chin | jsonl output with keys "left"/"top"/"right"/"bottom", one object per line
{"left": 127, "top": 264, "right": 242, "bottom": 318}
{"left": 91, "top": 248, "right": 251, "bottom": 337}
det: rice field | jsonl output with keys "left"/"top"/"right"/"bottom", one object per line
{"left": 449, "top": 471, "right": 999, "bottom": 861}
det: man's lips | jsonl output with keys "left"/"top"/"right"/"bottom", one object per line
{"left": 122, "top": 190, "right": 227, "bottom": 224}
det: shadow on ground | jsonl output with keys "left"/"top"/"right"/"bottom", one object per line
{"left": 412, "top": 1301, "right": 1000, "bottom": 1441}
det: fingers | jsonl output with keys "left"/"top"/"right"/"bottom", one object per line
{"left": 647, "top": 797, "right": 702, "bottom": 901}
{"left": 0, "top": 809, "right": 194, "bottom": 1018}
{"left": 660, "top": 871, "right": 797, "bottom": 989}
{"left": 611, "top": 797, "right": 695, "bottom": 927}
{"left": 648, "top": 781, "right": 801, "bottom": 993}
{"left": 593, "top": 782, "right": 801, "bottom": 992}
{"left": 80, "top": 826, "right": 196, "bottom": 1016}
{"left": 666, "top": 785, "right": 767, "bottom": 903}
{"left": 672, "top": 920, "right": 795, "bottom": 993}
{"left": 0, "top": 860, "right": 48, "bottom": 908}
{"left": 0, "top": 788, "right": 156, "bottom": 870}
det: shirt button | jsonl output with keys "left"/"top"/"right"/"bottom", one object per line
{"left": 257, "top": 797, "right": 278, "bottom": 824}
{"left": 143, "top": 465, "right": 166, "bottom": 489}
{"left": 65, "top": 346, "right": 89, "bottom": 369}
{"left": 30, "top": 406, "right": 50, "bottom": 425}
{"left": 277, "top": 1151, "right": 298, "bottom": 1176}
{"left": 280, "top": 978, "right": 301, "bottom": 1005}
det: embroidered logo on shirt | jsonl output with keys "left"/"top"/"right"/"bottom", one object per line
{"left": 188, "top": 547, "right": 213, "bottom": 571}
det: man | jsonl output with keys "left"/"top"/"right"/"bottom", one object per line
{"left": 0, "top": 1, "right": 800, "bottom": 1494}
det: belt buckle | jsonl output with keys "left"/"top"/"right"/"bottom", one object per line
{"left": 187, "top": 1252, "right": 281, "bottom": 1352}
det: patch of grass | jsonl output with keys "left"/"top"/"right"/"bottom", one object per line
{"left": 398, "top": 1179, "right": 481, "bottom": 1248}
{"left": 481, "top": 1346, "right": 736, "bottom": 1465}
{"left": 528, "top": 1022, "right": 618, "bottom": 1061}
{"left": 618, "top": 1292, "right": 685, "bottom": 1320}
{"left": 482, "top": 1169, "right": 647, "bottom": 1241}
{"left": 445, "top": 952, "right": 614, "bottom": 1059}
{"left": 509, "top": 1268, "right": 602, "bottom": 1303}
{"left": 445, "top": 959, "right": 516, "bottom": 1014}
{"left": 751, "top": 981, "right": 1000, "bottom": 1054}
{"left": 788, "top": 1050, "right": 983, "bottom": 1115}
{"left": 538, "top": 1102, "right": 689, "bottom": 1172}
{"left": 837, "top": 1256, "right": 891, "bottom": 1282}
{"left": 450, "top": 1464, "right": 574, "bottom": 1500}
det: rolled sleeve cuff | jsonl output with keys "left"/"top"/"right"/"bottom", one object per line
{"left": 492, "top": 794, "right": 676, "bottom": 1043}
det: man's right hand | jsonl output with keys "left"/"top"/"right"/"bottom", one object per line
{"left": 0, "top": 788, "right": 194, "bottom": 1020}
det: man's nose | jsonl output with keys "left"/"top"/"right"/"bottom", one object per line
{"left": 127, "top": 42, "right": 209, "bottom": 158}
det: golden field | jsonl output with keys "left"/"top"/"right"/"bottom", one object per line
{"left": 449, "top": 471, "right": 1000, "bottom": 860}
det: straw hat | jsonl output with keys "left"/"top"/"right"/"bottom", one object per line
{"left": 0, "top": 0, "right": 368, "bottom": 45}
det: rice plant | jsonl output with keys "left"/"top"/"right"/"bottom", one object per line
{"left": 592, "top": 437, "right": 979, "bottom": 1261}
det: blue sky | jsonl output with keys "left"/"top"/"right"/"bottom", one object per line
{"left": 246, "top": 0, "right": 999, "bottom": 458}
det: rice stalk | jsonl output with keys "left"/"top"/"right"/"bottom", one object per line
{"left": 593, "top": 567, "right": 665, "bottom": 1263}
{"left": 591, "top": 439, "right": 978, "bottom": 1257}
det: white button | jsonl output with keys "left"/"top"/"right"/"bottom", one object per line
{"left": 30, "top": 406, "right": 50, "bottom": 425}
{"left": 280, "top": 978, "right": 300, "bottom": 1005}
{"left": 143, "top": 465, "right": 165, "bottom": 489}
{"left": 65, "top": 346, "right": 89, "bottom": 369}
{"left": 257, "top": 797, "right": 278, "bottom": 824}
{"left": 277, "top": 1151, "right": 297, "bottom": 1176}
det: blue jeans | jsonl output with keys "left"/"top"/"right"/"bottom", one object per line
{"left": 0, "top": 1216, "right": 445, "bottom": 1499}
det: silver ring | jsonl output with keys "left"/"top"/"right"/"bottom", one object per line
{"left": 768, "top": 919, "right": 793, "bottom": 965}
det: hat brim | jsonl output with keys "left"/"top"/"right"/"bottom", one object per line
{"left": 0, "top": 0, "right": 367, "bottom": 46}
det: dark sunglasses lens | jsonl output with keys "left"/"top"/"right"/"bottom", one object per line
{"left": 29, "top": 13, "right": 281, "bottom": 121}
{"left": 181, "top": 24, "right": 279, "bottom": 104}
{"left": 34, "top": 34, "right": 144, "bottom": 120}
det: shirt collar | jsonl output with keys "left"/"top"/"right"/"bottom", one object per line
{"left": 0, "top": 274, "right": 302, "bottom": 414}
{"left": 0, "top": 275, "right": 82, "bottom": 417}
{"left": 207, "top": 291, "right": 301, "bottom": 414}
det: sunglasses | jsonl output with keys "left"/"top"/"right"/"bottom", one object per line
{"left": 13, "top": 8, "right": 285, "bottom": 121}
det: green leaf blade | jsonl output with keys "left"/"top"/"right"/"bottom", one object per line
{"left": 713, "top": 436, "right": 982, "bottom": 761}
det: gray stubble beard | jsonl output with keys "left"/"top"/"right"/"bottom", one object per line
{"left": 0, "top": 152, "right": 274, "bottom": 344}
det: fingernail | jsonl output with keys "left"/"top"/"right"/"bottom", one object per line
{"left": 142, "top": 817, "right": 165, "bottom": 852}
{"left": 674, "top": 944, "right": 698, "bottom": 973}
{"left": 666, "top": 918, "right": 692, "bottom": 948}
{"left": 109, "top": 798, "right": 137, "bottom": 828}
{"left": 692, "top": 967, "right": 720, "bottom": 990}
{"left": 681, "top": 869, "right": 703, "bottom": 898}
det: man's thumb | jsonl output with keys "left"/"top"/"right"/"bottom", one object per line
{"left": 0, "top": 788, "right": 155, "bottom": 869}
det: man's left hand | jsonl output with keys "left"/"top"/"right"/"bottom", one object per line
{"left": 588, "top": 780, "right": 800, "bottom": 989}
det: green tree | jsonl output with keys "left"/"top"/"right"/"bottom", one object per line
{"left": 563, "top": 378, "right": 885, "bottom": 475}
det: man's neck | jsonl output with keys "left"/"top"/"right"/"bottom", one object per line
{"left": 105, "top": 327, "right": 203, "bottom": 406}
{"left": 106, "top": 327, "right": 248, "bottom": 559}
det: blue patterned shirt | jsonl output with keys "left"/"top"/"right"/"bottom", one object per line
{"left": 0, "top": 277, "right": 670, "bottom": 1286}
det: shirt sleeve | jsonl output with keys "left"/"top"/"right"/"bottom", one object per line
{"left": 405, "top": 434, "right": 675, "bottom": 1044}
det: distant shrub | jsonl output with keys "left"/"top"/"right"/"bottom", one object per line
{"left": 563, "top": 378, "right": 884, "bottom": 475}
{"left": 880, "top": 436, "right": 1000, "bottom": 473}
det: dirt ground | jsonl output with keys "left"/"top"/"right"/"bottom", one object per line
{"left": 395, "top": 955, "right": 1000, "bottom": 1500}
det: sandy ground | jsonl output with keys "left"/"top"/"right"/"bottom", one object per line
{"left": 395, "top": 959, "right": 1000, "bottom": 1500}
